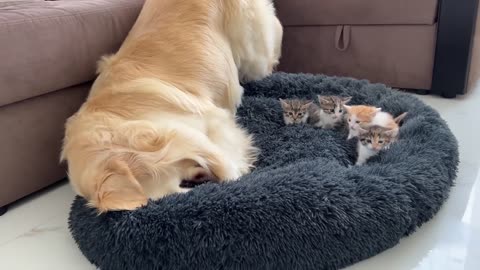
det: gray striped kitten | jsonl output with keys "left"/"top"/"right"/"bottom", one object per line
{"left": 309, "top": 95, "right": 351, "bottom": 129}
{"left": 279, "top": 99, "right": 313, "bottom": 125}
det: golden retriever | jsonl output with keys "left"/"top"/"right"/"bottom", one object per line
{"left": 61, "top": 0, "right": 283, "bottom": 212}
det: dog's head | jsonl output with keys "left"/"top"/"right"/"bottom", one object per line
{"left": 64, "top": 121, "right": 231, "bottom": 213}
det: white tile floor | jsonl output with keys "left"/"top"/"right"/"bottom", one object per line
{"left": 0, "top": 85, "right": 479, "bottom": 270}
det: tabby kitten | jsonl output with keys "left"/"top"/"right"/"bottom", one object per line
{"left": 344, "top": 105, "right": 407, "bottom": 139}
{"left": 279, "top": 99, "right": 313, "bottom": 125}
{"left": 310, "top": 95, "right": 351, "bottom": 129}
{"left": 356, "top": 125, "right": 397, "bottom": 165}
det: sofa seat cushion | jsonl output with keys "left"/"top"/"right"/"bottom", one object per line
{"left": 275, "top": 0, "right": 438, "bottom": 26}
{"left": 0, "top": 0, "right": 144, "bottom": 107}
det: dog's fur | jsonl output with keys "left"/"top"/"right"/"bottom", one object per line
{"left": 61, "top": 0, "right": 283, "bottom": 213}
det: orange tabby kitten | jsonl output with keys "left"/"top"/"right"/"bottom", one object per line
{"left": 344, "top": 105, "right": 407, "bottom": 139}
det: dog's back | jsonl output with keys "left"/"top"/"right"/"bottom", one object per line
{"left": 91, "top": 0, "right": 235, "bottom": 111}
{"left": 92, "top": 0, "right": 282, "bottom": 111}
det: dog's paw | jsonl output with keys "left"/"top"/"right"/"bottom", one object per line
{"left": 220, "top": 162, "right": 243, "bottom": 182}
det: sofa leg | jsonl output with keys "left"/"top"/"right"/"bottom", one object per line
{"left": 0, "top": 205, "right": 8, "bottom": 216}
{"left": 442, "top": 91, "right": 457, "bottom": 99}
{"left": 413, "top": 89, "right": 429, "bottom": 95}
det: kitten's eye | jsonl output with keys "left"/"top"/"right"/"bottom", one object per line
{"left": 330, "top": 109, "right": 335, "bottom": 113}
{"left": 378, "top": 140, "right": 384, "bottom": 144}
{"left": 298, "top": 113, "right": 303, "bottom": 117}
{"left": 356, "top": 120, "right": 360, "bottom": 124}
{"left": 360, "top": 139, "right": 366, "bottom": 143}
{"left": 288, "top": 112, "right": 293, "bottom": 116}
{"left": 339, "top": 109, "right": 343, "bottom": 113}
{"left": 367, "top": 139, "right": 372, "bottom": 143}
{"left": 348, "top": 118, "right": 351, "bottom": 122}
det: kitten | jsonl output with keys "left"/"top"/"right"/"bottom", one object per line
{"left": 310, "top": 95, "right": 351, "bottom": 129}
{"left": 307, "top": 103, "right": 321, "bottom": 125}
{"left": 344, "top": 105, "right": 407, "bottom": 139}
{"left": 279, "top": 99, "right": 313, "bottom": 125}
{"left": 356, "top": 125, "right": 397, "bottom": 165}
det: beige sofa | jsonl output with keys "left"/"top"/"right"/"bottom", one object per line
{"left": 0, "top": 0, "right": 144, "bottom": 214}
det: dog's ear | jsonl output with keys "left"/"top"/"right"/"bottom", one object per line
{"left": 92, "top": 160, "right": 148, "bottom": 213}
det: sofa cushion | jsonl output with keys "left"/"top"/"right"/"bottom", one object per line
{"left": 275, "top": 0, "right": 438, "bottom": 26}
{"left": 278, "top": 24, "right": 437, "bottom": 90}
{"left": 0, "top": 83, "right": 89, "bottom": 207}
{"left": 0, "top": 0, "right": 144, "bottom": 107}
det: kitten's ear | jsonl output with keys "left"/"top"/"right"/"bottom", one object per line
{"left": 358, "top": 127, "right": 368, "bottom": 135}
{"left": 302, "top": 100, "right": 314, "bottom": 109}
{"left": 384, "top": 129, "right": 396, "bottom": 137}
{"left": 394, "top": 112, "right": 408, "bottom": 125}
{"left": 343, "top": 105, "right": 352, "bottom": 112}
{"left": 317, "top": 95, "right": 329, "bottom": 104}
{"left": 279, "top": 99, "right": 289, "bottom": 109}
{"left": 342, "top": 96, "right": 352, "bottom": 104}
{"left": 375, "top": 107, "right": 382, "bottom": 112}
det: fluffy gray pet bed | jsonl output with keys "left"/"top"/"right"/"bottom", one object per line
{"left": 69, "top": 73, "right": 458, "bottom": 270}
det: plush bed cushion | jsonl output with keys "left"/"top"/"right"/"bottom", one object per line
{"left": 69, "top": 73, "right": 458, "bottom": 270}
